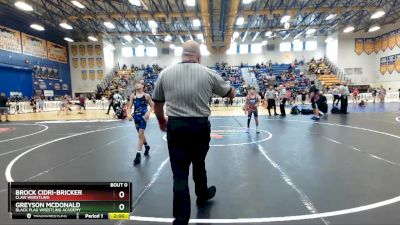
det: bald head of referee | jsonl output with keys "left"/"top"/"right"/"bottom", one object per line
{"left": 152, "top": 40, "right": 235, "bottom": 225}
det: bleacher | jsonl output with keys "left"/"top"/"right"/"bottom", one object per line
{"left": 318, "top": 75, "right": 340, "bottom": 88}
{"left": 307, "top": 59, "right": 340, "bottom": 89}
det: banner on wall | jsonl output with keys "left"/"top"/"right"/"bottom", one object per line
{"left": 381, "top": 34, "right": 388, "bottom": 52}
{"left": 380, "top": 57, "right": 387, "bottom": 75}
{"left": 88, "top": 58, "right": 95, "bottom": 68}
{"left": 89, "top": 70, "right": 95, "bottom": 80}
{"left": 396, "top": 54, "right": 400, "bottom": 73}
{"left": 54, "top": 83, "right": 61, "bottom": 90}
{"left": 97, "top": 70, "right": 103, "bottom": 80}
{"left": 374, "top": 36, "right": 381, "bottom": 53}
{"left": 62, "top": 84, "right": 69, "bottom": 91}
{"left": 0, "top": 25, "right": 22, "bottom": 53}
{"left": 96, "top": 58, "right": 103, "bottom": 68}
{"left": 397, "top": 29, "right": 400, "bottom": 48}
{"left": 387, "top": 55, "right": 395, "bottom": 73}
{"left": 80, "top": 58, "right": 86, "bottom": 68}
{"left": 95, "top": 45, "right": 102, "bottom": 55}
{"left": 388, "top": 31, "right": 396, "bottom": 50}
{"left": 47, "top": 41, "right": 67, "bottom": 63}
{"left": 81, "top": 70, "right": 87, "bottom": 80}
{"left": 71, "top": 45, "right": 78, "bottom": 56}
{"left": 72, "top": 58, "right": 79, "bottom": 68}
{"left": 355, "top": 38, "right": 364, "bottom": 55}
{"left": 21, "top": 33, "right": 47, "bottom": 59}
{"left": 87, "top": 45, "right": 94, "bottom": 56}
{"left": 364, "top": 38, "right": 374, "bottom": 55}
{"left": 79, "top": 45, "right": 86, "bottom": 56}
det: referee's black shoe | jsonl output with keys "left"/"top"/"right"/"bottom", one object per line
{"left": 133, "top": 153, "right": 141, "bottom": 165}
{"left": 196, "top": 186, "right": 216, "bottom": 204}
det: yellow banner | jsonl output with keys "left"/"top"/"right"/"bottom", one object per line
{"left": 387, "top": 55, "right": 395, "bottom": 74}
{"left": 380, "top": 57, "right": 387, "bottom": 75}
{"left": 355, "top": 38, "right": 364, "bottom": 55}
{"left": 0, "top": 25, "right": 22, "bottom": 53}
{"left": 80, "top": 58, "right": 86, "bottom": 68}
{"left": 88, "top": 58, "right": 94, "bottom": 68}
{"left": 72, "top": 58, "right": 79, "bottom": 68}
{"left": 87, "top": 45, "right": 94, "bottom": 56}
{"left": 388, "top": 31, "right": 396, "bottom": 50}
{"left": 97, "top": 70, "right": 103, "bottom": 80}
{"left": 381, "top": 34, "right": 388, "bottom": 52}
{"left": 364, "top": 38, "right": 374, "bottom": 55}
{"left": 79, "top": 45, "right": 86, "bottom": 56}
{"left": 96, "top": 58, "right": 103, "bottom": 68}
{"left": 397, "top": 29, "right": 400, "bottom": 48}
{"left": 47, "top": 41, "right": 67, "bottom": 63}
{"left": 89, "top": 70, "right": 95, "bottom": 80}
{"left": 374, "top": 36, "right": 381, "bottom": 53}
{"left": 396, "top": 54, "right": 400, "bottom": 73}
{"left": 95, "top": 45, "right": 102, "bottom": 55}
{"left": 21, "top": 33, "right": 47, "bottom": 59}
{"left": 81, "top": 70, "right": 87, "bottom": 80}
{"left": 71, "top": 45, "right": 78, "bottom": 56}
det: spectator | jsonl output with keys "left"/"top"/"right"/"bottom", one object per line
{"left": 0, "top": 92, "right": 10, "bottom": 122}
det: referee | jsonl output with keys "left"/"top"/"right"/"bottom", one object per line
{"left": 152, "top": 40, "right": 236, "bottom": 225}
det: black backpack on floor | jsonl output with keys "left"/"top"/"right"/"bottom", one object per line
{"left": 331, "top": 106, "right": 340, "bottom": 114}
{"left": 291, "top": 106, "right": 300, "bottom": 115}
{"left": 301, "top": 109, "right": 314, "bottom": 115}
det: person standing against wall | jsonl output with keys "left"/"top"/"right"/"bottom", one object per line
{"left": 152, "top": 40, "right": 236, "bottom": 225}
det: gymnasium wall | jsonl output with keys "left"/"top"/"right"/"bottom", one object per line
{"left": 114, "top": 38, "right": 326, "bottom": 68}
{"left": 0, "top": 17, "right": 71, "bottom": 98}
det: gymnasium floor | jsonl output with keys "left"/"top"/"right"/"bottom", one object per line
{"left": 0, "top": 104, "right": 400, "bottom": 225}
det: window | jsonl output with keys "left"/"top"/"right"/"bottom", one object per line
{"left": 292, "top": 40, "right": 303, "bottom": 52}
{"left": 251, "top": 43, "right": 262, "bottom": 54}
{"left": 226, "top": 42, "right": 237, "bottom": 55}
{"left": 146, "top": 47, "right": 157, "bottom": 57}
{"left": 200, "top": 44, "right": 210, "bottom": 55}
{"left": 135, "top": 45, "right": 145, "bottom": 57}
{"left": 279, "top": 42, "right": 291, "bottom": 52}
{"left": 121, "top": 47, "right": 133, "bottom": 57}
{"left": 239, "top": 44, "right": 249, "bottom": 54}
{"left": 174, "top": 47, "right": 183, "bottom": 56}
{"left": 305, "top": 41, "right": 317, "bottom": 51}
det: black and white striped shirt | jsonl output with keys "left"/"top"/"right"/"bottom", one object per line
{"left": 152, "top": 62, "right": 231, "bottom": 117}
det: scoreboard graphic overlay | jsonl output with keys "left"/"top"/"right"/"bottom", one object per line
{"left": 8, "top": 182, "right": 132, "bottom": 220}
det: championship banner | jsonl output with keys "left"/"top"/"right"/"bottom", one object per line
{"left": 387, "top": 55, "right": 395, "bottom": 74}
{"left": 374, "top": 36, "right": 381, "bottom": 53}
{"left": 80, "top": 58, "right": 86, "bottom": 68}
{"left": 96, "top": 58, "right": 103, "bottom": 68}
{"left": 95, "top": 45, "right": 102, "bottom": 55}
{"left": 71, "top": 45, "right": 78, "bottom": 56}
{"left": 54, "top": 69, "right": 60, "bottom": 80}
{"left": 42, "top": 67, "right": 49, "bottom": 79}
{"left": 97, "top": 70, "right": 103, "bottom": 80}
{"left": 72, "top": 58, "right": 79, "bottom": 68}
{"left": 79, "top": 45, "right": 86, "bottom": 56}
{"left": 48, "top": 68, "right": 54, "bottom": 80}
{"left": 355, "top": 38, "right": 364, "bottom": 55}
{"left": 381, "top": 34, "right": 388, "bottom": 52}
{"left": 380, "top": 57, "right": 387, "bottom": 75}
{"left": 0, "top": 25, "right": 22, "bottom": 53}
{"left": 81, "top": 70, "right": 87, "bottom": 80}
{"left": 62, "top": 84, "right": 69, "bottom": 90}
{"left": 396, "top": 54, "right": 400, "bottom": 73}
{"left": 88, "top": 58, "right": 95, "bottom": 68}
{"left": 89, "top": 70, "right": 95, "bottom": 80}
{"left": 397, "top": 29, "right": 400, "bottom": 48}
{"left": 54, "top": 83, "right": 61, "bottom": 90}
{"left": 87, "top": 45, "right": 94, "bottom": 56}
{"left": 364, "top": 38, "right": 374, "bottom": 55}
{"left": 47, "top": 41, "right": 67, "bottom": 63}
{"left": 21, "top": 33, "right": 47, "bottom": 59}
{"left": 388, "top": 31, "right": 396, "bottom": 50}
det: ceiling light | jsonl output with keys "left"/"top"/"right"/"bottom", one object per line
{"left": 306, "top": 28, "right": 316, "bottom": 35}
{"left": 71, "top": 0, "right": 85, "bottom": 9}
{"left": 123, "top": 35, "right": 133, "bottom": 42}
{"left": 280, "top": 15, "right": 291, "bottom": 24}
{"left": 146, "top": 36, "right": 155, "bottom": 45}
{"left": 103, "top": 21, "right": 115, "bottom": 29}
{"left": 30, "top": 24, "right": 45, "bottom": 31}
{"left": 233, "top": 31, "right": 240, "bottom": 39}
{"left": 192, "top": 19, "right": 201, "bottom": 27}
{"left": 164, "top": 35, "right": 172, "bottom": 42}
{"left": 282, "top": 33, "right": 290, "bottom": 40}
{"left": 148, "top": 20, "right": 158, "bottom": 28}
{"left": 236, "top": 17, "right": 244, "bottom": 26}
{"left": 169, "top": 44, "right": 175, "bottom": 49}
{"left": 243, "top": 0, "right": 253, "bottom": 4}
{"left": 252, "top": 32, "right": 259, "bottom": 42}
{"left": 283, "top": 22, "right": 290, "bottom": 29}
{"left": 178, "top": 35, "right": 184, "bottom": 44}
{"left": 134, "top": 37, "right": 143, "bottom": 43}
{"left": 325, "top": 14, "right": 336, "bottom": 20}
{"left": 368, "top": 25, "right": 380, "bottom": 32}
{"left": 242, "top": 31, "right": 248, "bottom": 42}
{"left": 60, "top": 22, "right": 73, "bottom": 30}
{"left": 294, "top": 32, "right": 302, "bottom": 39}
{"left": 88, "top": 36, "right": 98, "bottom": 41}
{"left": 15, "top": 1, "right": 33, "bottom": 11}
{"left": 185, "top": 0, "right": 195, "bottom": 7}
{"left": 343, "top": 26, "right": 354, "bottom": 33}
{"left": 64, "top": 37, "right": 74, "bottom": 42}
{"left": 261, "top": 40, "right": 268, "bottom": 46}
{"left": 370, "top": 10, "right": 385, "bottom": 19}
{"left": 265, "top": 31, "right": 272, "bottom": 36}
{"left": 129, "top": 0, "right": 141, "bottom": 6}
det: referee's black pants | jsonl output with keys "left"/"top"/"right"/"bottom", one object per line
{"left": 167, "top": 117, "right": 211, "bottom": 222}
{"left": 340, "top": 95, "right": 348, "bottom": 113}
